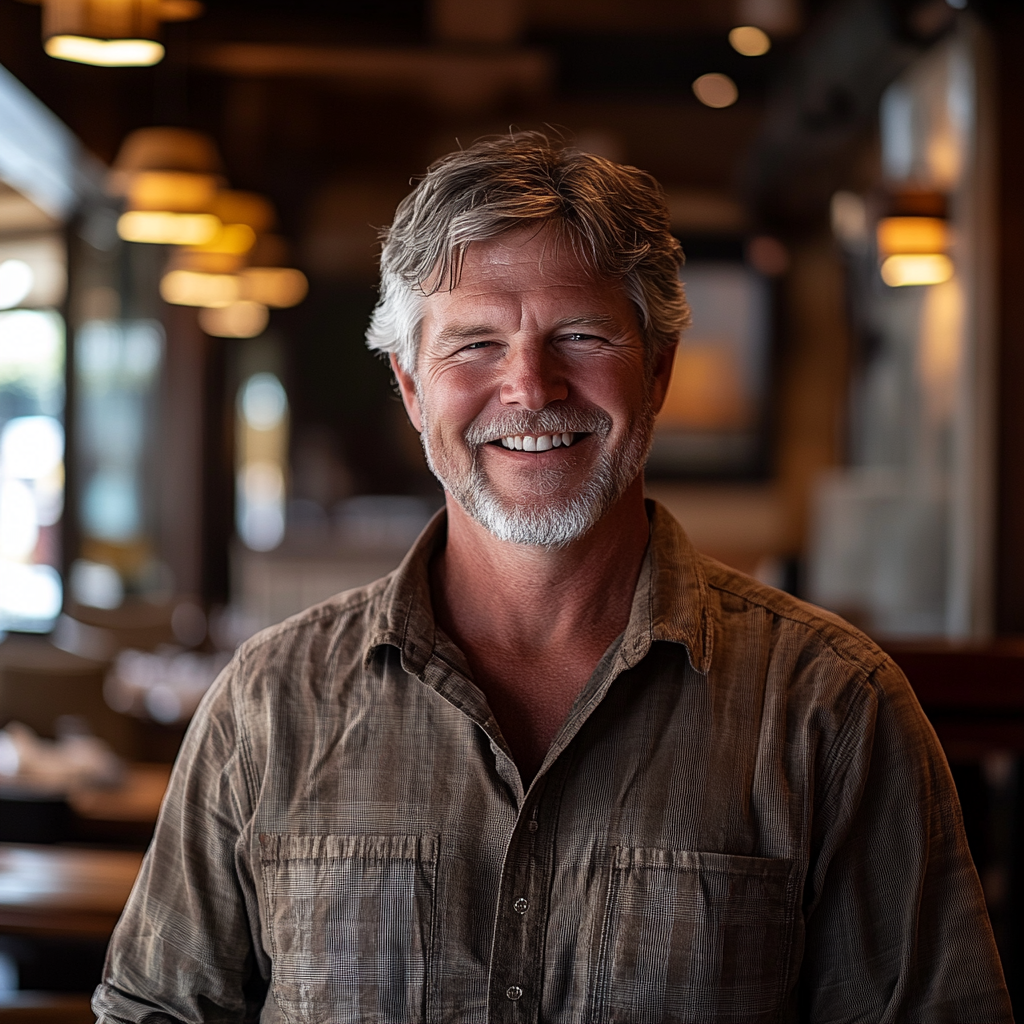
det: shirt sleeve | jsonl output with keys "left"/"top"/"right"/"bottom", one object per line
{"left": 92, "top": 651, "right": 268, "bottom": 1024}
{"left": 799, "top": 655, "right": 1013, "bottom": 1023}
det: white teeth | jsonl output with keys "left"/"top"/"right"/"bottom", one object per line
{"left": 497, "top": 432, "right": 578, "bottom": 450}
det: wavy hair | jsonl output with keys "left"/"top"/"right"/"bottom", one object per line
{"left": 365, "top": 132, "right": 691, "bottom": 372}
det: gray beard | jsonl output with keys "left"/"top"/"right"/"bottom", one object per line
{"left": 417, "top": 395, "right": 655, "bottom": 549}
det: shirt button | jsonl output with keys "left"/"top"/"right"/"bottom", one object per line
{"left": 506, "top": 985, "right": 523, "bottom": 1001}
{"left": 513, "top": 897, "right": 529, "bottom": 914}
{"left": 527, "top": 819, "right": 539, "bottom": 832}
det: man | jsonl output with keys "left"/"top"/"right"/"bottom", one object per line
{"left": 95, "top": 133, "right": 1011, "bottom": 1023}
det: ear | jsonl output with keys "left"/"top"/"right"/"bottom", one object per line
{"left": 390, "top": 353, "right": 423, "bottom": 432}
{"left": 649, "top": 342, "right": 677, "bottom": 415}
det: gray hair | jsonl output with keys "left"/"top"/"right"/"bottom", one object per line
{"left": 365, "top": 132, "right": 691, "bottom": 373}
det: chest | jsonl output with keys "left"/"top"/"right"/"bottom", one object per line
{"left": 249, "top": 648, "right": 810, "bottom": 1024}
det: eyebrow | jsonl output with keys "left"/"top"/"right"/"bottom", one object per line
{"left": 434, "top": 313, "right": 621, "bottom": 344}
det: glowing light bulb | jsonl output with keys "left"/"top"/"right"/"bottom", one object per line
{"left": 729, "top": 26, "right": 771, "bottom": 56}
{"left": 692, "top": 73, "right": 738, "bottom": 109}
{"left": 880, "top": 254, "right": 954, "bottom": 287}
{"left": 45, "top": 36, "right": 164, "bottom": 67}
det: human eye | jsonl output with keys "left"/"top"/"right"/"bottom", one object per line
{"left": 557, "top": 330, "right": 604, "bottom": 347}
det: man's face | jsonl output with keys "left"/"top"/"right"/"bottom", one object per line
{"left": 393, "top": 225, "right": 674, "bottom": 547}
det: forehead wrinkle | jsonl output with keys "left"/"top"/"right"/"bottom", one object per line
{"left": 551, "top": 313, "right": 621, "bottom": 330}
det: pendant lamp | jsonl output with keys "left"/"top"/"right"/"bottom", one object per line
{"left": 110, "top": 127, "right": 225, "bottom": 246}
{"left": 35, "top": 0, "right": 203, "bottom": 66}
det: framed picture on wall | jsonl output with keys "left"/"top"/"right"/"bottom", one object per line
{"left": 647, "top": 241, "right": 775, "bottom": 479}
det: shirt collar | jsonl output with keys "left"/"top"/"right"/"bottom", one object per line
{"left": 365, "top": 499, "right": 714, "bottom": 677}
{"left": 621, "top": 499, "right": 714, "bottom": 674}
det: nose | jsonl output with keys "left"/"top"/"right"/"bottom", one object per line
{"left": 498, "top": 342, "right": 568, "bottom": 410}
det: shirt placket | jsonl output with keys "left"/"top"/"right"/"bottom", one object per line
{"left": 485, "top": 764, "right": 567, "bottom": 1024}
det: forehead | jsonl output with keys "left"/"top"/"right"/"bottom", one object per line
{"left": 421, "top": 226, "right": 636, "bottom": 327}
{"left": 455, "top": 225, "right": 603, "bottom": 289}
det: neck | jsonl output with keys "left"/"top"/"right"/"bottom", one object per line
{"left": 434, "top": 476, "right": 650, "bottom": 646}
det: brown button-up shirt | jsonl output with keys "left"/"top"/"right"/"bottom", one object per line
{"left": 94, "top": 502, "right": 1011, "bottom": 1023}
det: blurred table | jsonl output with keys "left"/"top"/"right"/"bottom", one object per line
{"left": 69, "top": 763, "right": 170, "bottom": 825}
{"left": 68, "top": 763, "right": 171, "bottom": 847}
{"left": 0, "top": 845, "right": 143, "bottom": 938}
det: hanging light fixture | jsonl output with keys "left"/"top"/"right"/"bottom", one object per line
{"left": 876, "top": 191, "right": 953, "bottom": 288}
{"left": 877, "top": 216, "right": 952, "bottom": 287}
{"left": 31, "top": 0, "right": 204, "bottom": 67}
{"left": 110, "top": 127, "right": 225, "bottom": 245}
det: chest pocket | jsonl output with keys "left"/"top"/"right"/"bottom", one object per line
{"left": 591, "top": 847, "right": 800, "bottom": 1024}
{"left": 259, "top": 833, "right": 438, "bottom": 1024}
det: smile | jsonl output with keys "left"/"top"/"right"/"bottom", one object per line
{"left": 494, "top": 432, "right": 580, "bottom": 451}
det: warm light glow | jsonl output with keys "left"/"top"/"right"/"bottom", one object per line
{"left": 128, "top": 171, "right": 218, "bottom": 212}
{"left": 45, "top": 35, "right": 164, "bottom": 66}
{"left": 159, "top": 0, "right": 204, "bottom": 20}
{"left": 198, "top": 301, "right": 269, "bottom": 338}
{"left": 188, "top": 223, "right": 257, "bottom": 255}
{"left": 168, "top": 250, "right": 245, "bottom": 275}
{"left": 880, "top": 253, "right": 954, "bottom": 287}
{"left": 876, "top": 216, "right": 949, "bottom": 256}
{"left": 658, "top": 344, "right": 750, "bottom": 430}
{"left": 692, "top": 73, "right": 738, "bottom": 109}
{"left": 729, "top": 26, "right": 771, "bottom": 56}
{"left": 117, "top": 211, "right": 221, "bottom": 245}
{"left": 212, "top": 192, "right": 276, "bottom": 234}
{"left": 160, "top": 270, "right": 240, "bottom": 307}
{"left": 240, "top": 267, "right": 308, "bottom": 308}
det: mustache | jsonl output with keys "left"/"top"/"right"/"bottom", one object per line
{"left": 465, "top": 406, "right": 612, "bottom": 446}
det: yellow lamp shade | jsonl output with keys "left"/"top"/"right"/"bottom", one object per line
{"left": 43, "top": 0, "right": 163, "bottom": 65}
{"left": 44, "top": 0, "right": 160, "bottom": 40}
{"left": 876, "top": 216, "right": 948, "bottom": 256}
{"left": 880, "top": 253, "right": 954, "bottom": 287}
{"left": 113, "top": 127, "right": 222, "bottom": 174}
{"left": 240, "top": 267, "right": 308, "bottom": 308}
{"left": 127, "top": 170, "right": 218, "bottom": 212}
{"left": 109, "top": 127, "right": 223, "bottom": 196}
{"left": 160, "top": 269, "right": 240, "bottom": 307}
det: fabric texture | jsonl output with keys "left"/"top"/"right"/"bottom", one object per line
{"left": 93, "top": 502, "right": 1012, "bottom": 1024}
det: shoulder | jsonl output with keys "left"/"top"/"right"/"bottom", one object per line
{"left": 697, "top": 554, "right": 913, "bottom": 717}
{"left": 210, "top": 575, "right": 397, "bottom": 716}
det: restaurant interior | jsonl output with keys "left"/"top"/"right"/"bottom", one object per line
{"left": 0, "top": 0, "right": 1021, "bottom": 1015}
